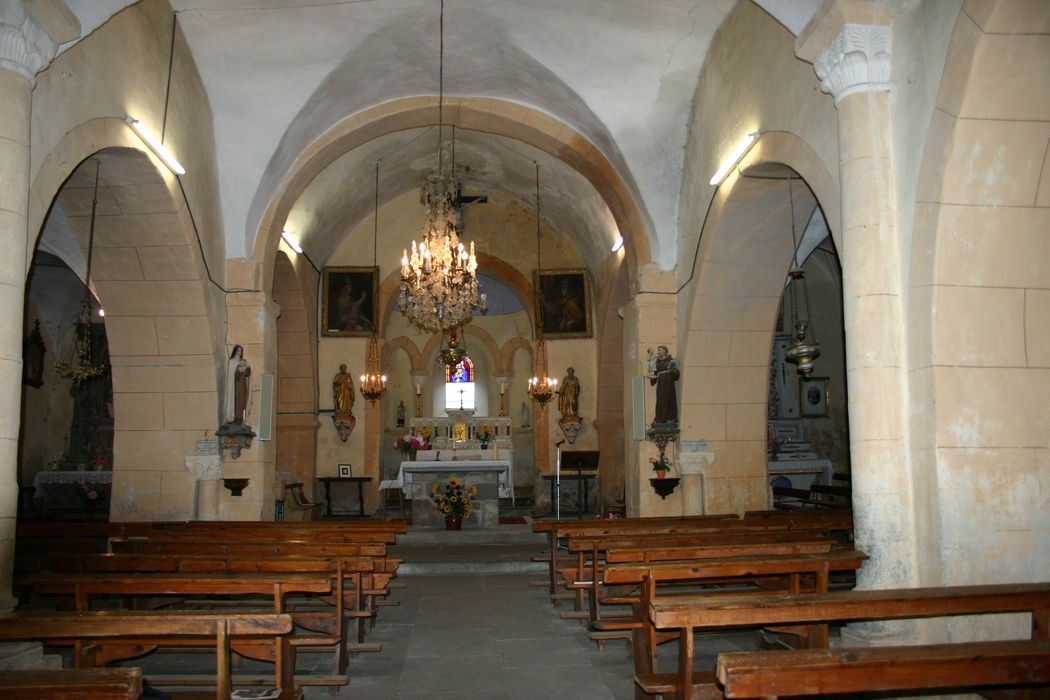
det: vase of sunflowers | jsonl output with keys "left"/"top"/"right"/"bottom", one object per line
{"left": 431, "top": 476, "right": 477, "bottom": 530}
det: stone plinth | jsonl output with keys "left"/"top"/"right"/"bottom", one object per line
{"left": 409, "top": 469, "right": 499, "bottom": 528}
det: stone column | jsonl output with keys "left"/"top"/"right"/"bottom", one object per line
{"left": 223, "top": 260, "right": 281, "bottom": 520}
{"left": 797, "top": 2, "right": 914, "bottom": 592}
{"left": 622, "top": 266, "right": 678, "bottom": 517}
{"left": 0, "top": 0, "right": 70, "bottom": 611}
{"left": 677, "top": 449, "right": 715, "bottom": 516}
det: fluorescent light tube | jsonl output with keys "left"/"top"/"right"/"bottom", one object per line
{"left": 281, "top": 230, "right": 304, "bottom": 254}
{"left": 125, "top": 116, "right": 186, "bottom": 175}
{"left": 709, "top": 132, "right": 758, "bottom": 186}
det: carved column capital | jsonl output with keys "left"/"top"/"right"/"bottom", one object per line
{"left": 813, "top": 23, "right": 892, "bottom": 105}
{"left": 0, "top": 0, "right": 58, "bottom": 85}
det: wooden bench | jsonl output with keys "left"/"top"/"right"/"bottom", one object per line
{"left": 22, "top": 572, "right": 337, "bottom": 690}
{"left": 555, "top": 515, "right": 852, "bottom": 613}
{"left": 533, "top": 515, "right": 743, "bottom": 595}
{"left": 105, "top": 541, "right": 400, "bottom": 627}
{"left": 0, "top": 667, "right": 142, "bottom": 699}
{"left": 647, "top": 582, "right": 1050, "bottom": 700}
{"left": 618, "top": 549, "right": 869, "bottom": 696}
{"left": 47, "top": 552, "right": 383, "bottom": 665}
{"left": 718, "top": 639, "right": 1050, "bottom": 698}
{"left": 0, "top": 610, "right": 298, "bottom": 699}
{"left": 562, "top": 531, "right": 839, "bottom": 630}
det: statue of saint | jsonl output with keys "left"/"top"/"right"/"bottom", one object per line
{"left": 223, "top": 345, "right": 251, "bottom": 425}
{"left": 332, "top": 364, "right": 355, "bottom": 415}
{"left": 520, "top": 401, "right": 530, "bottom": 428}
{"left": 396, "top": 400, "right": 406, "bottom": 427}
{"left": 647, "top": 346, "right": 679, "bottom": 426}
{"left": 557, "top": 367, "right": 580, "bottom": 418}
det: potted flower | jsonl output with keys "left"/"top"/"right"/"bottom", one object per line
{"left": 431, "top": 476, "right": 476, "bottom": 530}
{"left": 650, "top": 454, "right": 672, "bottom": 479}
{"left": 394, "top": 432, "right": 430, "bottom": 461}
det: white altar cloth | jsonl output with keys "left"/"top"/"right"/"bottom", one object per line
{"left": 397, "top": 460, "right": 514, "bottom": 504}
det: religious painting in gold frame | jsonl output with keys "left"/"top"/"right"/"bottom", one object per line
{"left": 535, "top": 269, "right": 592, "bottom": 339}
{"left": 322, "top": 266, "right": 378, "bottom": 337}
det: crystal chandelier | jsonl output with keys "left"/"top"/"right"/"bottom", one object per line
{"left": 398, "top": 0, "right": 487, "bottom": 333}
{"left": 56, "top": 161, "right": 105, "bottom": 383}
{"left": 360, "top": 163, "right": 387, "bottom": 405}
{"left": 783, "top": 178, "right": 821, "bottom": 377}
{"left": 527, "top": 162, "right": 557, "bottom": 406}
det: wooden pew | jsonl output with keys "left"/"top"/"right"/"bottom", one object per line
{"left": 555, "top": 515, "right": 852, "bottom": 613}
{"left": 540, "top": 509, "right": 853, "bottom": 598}
{"left": 647, "top": 582, "right": 1050, "bottom": 700}
{"left": 717, "top": 639, "right": 1050, "bottom": 698}
{"left": 533, "top": 515, "right": 742, "bottom": 596}
{"left": 563, "top": 531, "right": 839, "bottom": 630}
{"left": 48, "top": 552, "right": 379, "bottom": 663}
{"left": 22, "top": 572, "right": 337, "bottom": 690}
{"left": 615, "top": 549, "right": 869, "bottom": 696}
{"left": 106, "top": 541, "right": 400, "bottom": 627}
{"left": 0, "top": 610, "right": 297, "bottom": 699}
{"left": 0, "top": 667, "right": 142, "bottom": 699}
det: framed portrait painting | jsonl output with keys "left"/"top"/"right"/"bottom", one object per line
{"left": 800, "top": 376, "right": 829, "bottom": 417}
{"left": 322, "top": 266, "right": 378, "bottom": 337}
{"left": 536, "top": 269, "right": 592, "bottom": 339}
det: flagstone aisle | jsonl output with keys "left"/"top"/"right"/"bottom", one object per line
{"left": 319, "top": 570, "right": 762, "bottom": 699}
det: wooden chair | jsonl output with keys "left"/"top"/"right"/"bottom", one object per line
{"left": 377, "top": 478, "right": 407, "bottom": 520}
{"left": 281, "top": 482, "right": 322, "bottom": 521}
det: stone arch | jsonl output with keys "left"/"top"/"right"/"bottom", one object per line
{"left": 30, "top": 137, "right": 222, "bottom": 522}
{"left": 905, "top": 1, "right": 1050, "bottom": 586}
{"left": 497, "top": 336, "right": 533, "bottom": 377}
{"left": 416, "top": 325, "right": 502, "bottom": 370}
{"left": 380, "top": 335, "right": 423, "bottom": 374}
{"left": 679, "top": 131, "right": 834, "bottom": 515}
{"left": 252, "top": 96, "right": 653, "bottom": 295}
{"left": 376, "top": 253, "right": 534, "bottom": 339}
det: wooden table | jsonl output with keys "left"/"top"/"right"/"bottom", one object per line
{"left": 317, "top": 476, "right": 372, "bottom": 517}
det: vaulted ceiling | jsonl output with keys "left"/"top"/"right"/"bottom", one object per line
{"left": 58, "top": 0, "right": 818, "bottom": 273}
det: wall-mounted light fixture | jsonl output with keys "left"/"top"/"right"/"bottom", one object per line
{"left": 281, "top": 230, "right": 303, "bottom": 254}
{"left": 709, "top": 131, "right": 758, "bottom": 186}
{"left": 125, "top": 116, "right": 186, "bottom": 175}
{"left": 611, "top": 235, "right": 624, "bottom": 253}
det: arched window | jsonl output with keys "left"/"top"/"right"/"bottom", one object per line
{"left": 444, "top": 356, "right": 475, "bottom": 411}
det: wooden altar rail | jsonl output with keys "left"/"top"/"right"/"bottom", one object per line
{"left": 648, "top": 582, "right": 1050, "bottom": 700}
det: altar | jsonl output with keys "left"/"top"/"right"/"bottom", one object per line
{"left": 398, "top": 458, "right": 512, "bottom": 528}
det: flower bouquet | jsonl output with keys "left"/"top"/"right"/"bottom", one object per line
{"left": 431, "top": 476, "right": 476, "bottom": 529}
{"left": 394, "top": 433, "right": 430, "bottom": 460}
